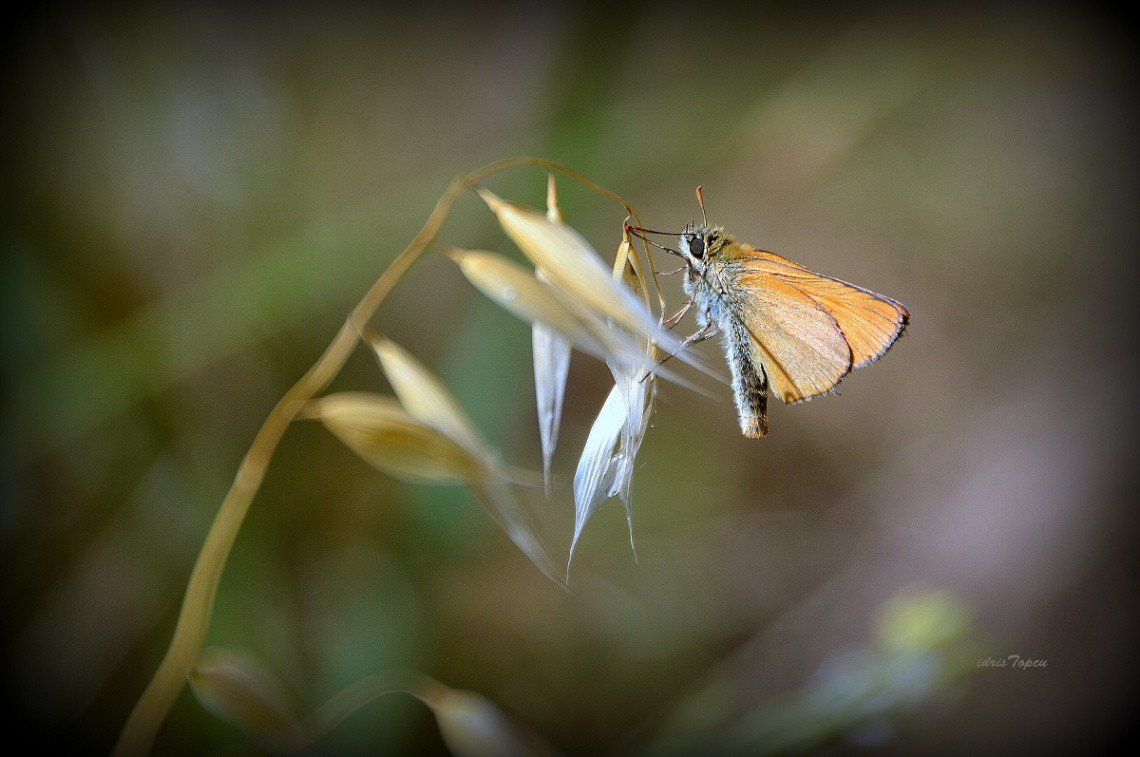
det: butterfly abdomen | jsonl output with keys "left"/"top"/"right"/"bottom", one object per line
{"left": 721, "top": 317, "right": 768, "bottom": 438}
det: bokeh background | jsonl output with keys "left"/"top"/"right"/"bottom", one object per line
{"left": 3, "top": 2, "right": 1137, "bottom": 755}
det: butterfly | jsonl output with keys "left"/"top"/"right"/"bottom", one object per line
{"left": 632, "top": 189, "right": 908, "bottom": 437}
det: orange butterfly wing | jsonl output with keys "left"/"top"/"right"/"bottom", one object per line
{"left": 727, "top": 248, "right": 908, "bottom": 404}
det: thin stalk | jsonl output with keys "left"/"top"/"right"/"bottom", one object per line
{"left": 113, "top": 158, "right": 632, "bottom": 756}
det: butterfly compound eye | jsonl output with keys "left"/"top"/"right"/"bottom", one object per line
{"left": 688, "top": 235, "right": 706, "bottom": 258}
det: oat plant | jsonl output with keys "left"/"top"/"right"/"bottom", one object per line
{"left": 114, "top": 158, "right": 710, "bottom": 757}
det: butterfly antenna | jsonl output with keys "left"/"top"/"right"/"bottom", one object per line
{"left": 626, "top": 225, "right": 683, "bottom": 257}
{"left": 625, "top": 224, "right": 678, "bottom": 236}
{"left": 696, "top": 186, "right": 708, "bottom": 226}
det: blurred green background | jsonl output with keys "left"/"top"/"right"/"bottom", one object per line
{"left": 3, "top": 2, "right": 1137, "bottom": 755}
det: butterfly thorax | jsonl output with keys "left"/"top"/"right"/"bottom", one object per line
{"left": 680, "top": 224, "right": 740, "bottom": 322}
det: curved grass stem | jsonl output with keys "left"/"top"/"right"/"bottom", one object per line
{"left": 113, "top": 158, "right": 636, "bottom": 756}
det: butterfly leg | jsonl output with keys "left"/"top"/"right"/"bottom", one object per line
{"left": 662, "top": 298, "right": 694, "bottom": 329}
{"left": 654, "top": 320, "right": 716, "bottom": 369}
{"left": 679, "top": 322, "right": 717, "bottom": 349}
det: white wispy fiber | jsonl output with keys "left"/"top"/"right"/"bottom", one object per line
{"left": 532, "top": 318, "right": 570, "bottom": 494}
{"left": 568, "top": 363, "right": 653, "bottom": 576}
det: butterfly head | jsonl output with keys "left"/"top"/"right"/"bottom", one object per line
{"left": 678, "top": 224, "right": 730, "bottom": 268}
